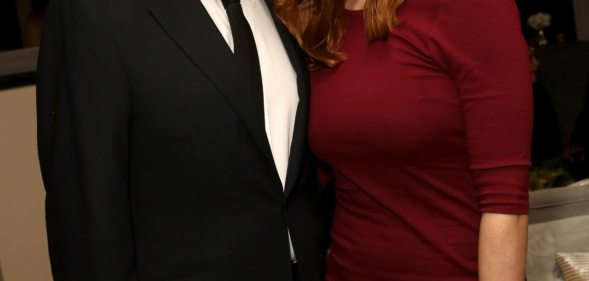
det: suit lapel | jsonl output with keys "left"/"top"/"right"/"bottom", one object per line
{"left": 266, "top": 1, "right": 311, "bottom": 198}
{"left": 148, "top": 0, "right": 276, "bottom": 166}
{"left": 149, "top": 0, "right": 309, "bottom": 197}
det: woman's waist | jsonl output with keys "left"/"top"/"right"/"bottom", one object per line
{"left": 329, "top": 179, "right": 481, "bottom": 273}
{"left": 328, "top": 208, "right": 480, "bottom": 277}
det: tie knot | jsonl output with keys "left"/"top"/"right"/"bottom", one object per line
{"left": 222, "top": 0, "right": 240, "bottom": 8}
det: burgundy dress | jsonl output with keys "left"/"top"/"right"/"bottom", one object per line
{"left": 308, "top": 0, "right": 532, "bottom": 280}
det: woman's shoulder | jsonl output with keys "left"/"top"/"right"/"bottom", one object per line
{"left": 404, "top": 0, "right": 521, "bottom": 38}
{"left": 432, "top": 0, "right": 520, "bottom": 21}
{"left": 398, "top": 0, "right": 444, "bottom": 22}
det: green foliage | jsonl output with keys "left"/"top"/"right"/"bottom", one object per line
{"left": 529, "top": 158, "right": 577, "bottom": 190}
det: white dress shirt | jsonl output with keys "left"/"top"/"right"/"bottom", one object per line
{"left": 201, "top": 0, "right": 298, "bottom": 188}
{"left": 200, "top": 0, "right": 299, "bottom": 259}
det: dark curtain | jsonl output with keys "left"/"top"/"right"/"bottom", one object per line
{"left": 0, "top": 0, "right": 23, "bottom": 51}
{"left": 31, "top": 0, "right": 49, "bottom": 11}
{"left": 571, "top": 80, "right": 589, "bottom": 147}
{"left": 568, "top": 79, "right": 589, "bottom": 180}
{"left": 531, "top": 82, "right": 563, "bottom": 166}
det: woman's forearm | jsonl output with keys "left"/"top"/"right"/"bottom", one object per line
{"left": 478, "top": 213, "right": 528, "bottom": 281}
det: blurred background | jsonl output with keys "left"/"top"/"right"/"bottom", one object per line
{"left": 0, "top": 0, "right": 588, "bottom": 280}
{"left": 0, "top": 0, "right": 47, "bottom": 51}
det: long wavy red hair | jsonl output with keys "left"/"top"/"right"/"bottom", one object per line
{"left": 275, "top": 0, "right": 404, "bottom": 68}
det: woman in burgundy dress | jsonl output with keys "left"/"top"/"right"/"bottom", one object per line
{"left": 276, "top": 0, "right": 531, "bottom": 280}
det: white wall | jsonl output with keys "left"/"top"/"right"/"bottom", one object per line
{"left": 0, "top": 85, "right": 52, "bottom": 281}
{"left": 573, "top": 0, "right": 589, "bottom": 41}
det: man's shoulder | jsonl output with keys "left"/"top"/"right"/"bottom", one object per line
{"left": 55, "top": 0, "right": 147, "bottom": 22}
{"left": 51, "top": 0, "right": 150, "bottom": 33}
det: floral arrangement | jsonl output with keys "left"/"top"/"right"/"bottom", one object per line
{"left": 527, "top": 12, "right": 552, "bottom": 31}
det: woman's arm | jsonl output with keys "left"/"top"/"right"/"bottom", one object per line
{"left": 426, "top": 1, "right": 532, "bottom": 280}
{"left": 479, "top": 213, "right": 528, "bottom": 281}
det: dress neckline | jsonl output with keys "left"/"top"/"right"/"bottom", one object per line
{"left": 344, "top": 9, "right": 364, "bottom": 14}
{"left": 344, "top": 8, "right": 364, "bottom": 21}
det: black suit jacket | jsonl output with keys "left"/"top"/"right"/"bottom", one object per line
{"left": 36, "top": 0, "right": 329, "bottom": 280}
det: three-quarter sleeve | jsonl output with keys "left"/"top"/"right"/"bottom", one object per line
{"left": 427, "top": 0, "right": 532, "bottom": 214}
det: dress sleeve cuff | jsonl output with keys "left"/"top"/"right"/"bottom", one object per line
{"left": 474, "top": 165, "right": 530, "bottom": 215}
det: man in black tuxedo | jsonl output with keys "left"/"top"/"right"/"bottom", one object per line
{"left": 36, "top": 0, "right": 329, "bottom": 280}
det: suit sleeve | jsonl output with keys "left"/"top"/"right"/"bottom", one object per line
{"left": 36, "top": 0, "right": 138, "bottom": 280}
{"left": 427, "top": 0, "right": 532, "bottom": 214}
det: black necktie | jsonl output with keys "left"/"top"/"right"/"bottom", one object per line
{"left": 222, "top": 0, "right": 264, "bottom": 114}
